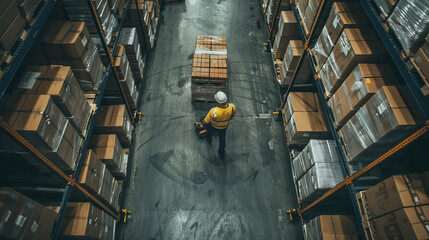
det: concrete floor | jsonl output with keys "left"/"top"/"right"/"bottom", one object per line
{"left": 118, "top": 0, "right": 303, "bottom": 239}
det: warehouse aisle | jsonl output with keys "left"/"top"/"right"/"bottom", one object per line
{"left": 118, "top": 0, "right": 303, "bottom": 239}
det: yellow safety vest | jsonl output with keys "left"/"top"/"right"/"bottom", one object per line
{"left": 203, "top": 103, "right": 236, "bottom": 129}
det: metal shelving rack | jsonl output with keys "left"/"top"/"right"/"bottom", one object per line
{"left": 0, "top": 0, "right": 142, "bottom": 239}
{"left": 263, "top": 0, "right": 429, "bottom": 239}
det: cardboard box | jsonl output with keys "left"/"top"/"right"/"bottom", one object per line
{"left": 414, "top": 48, "right": 429, "bottom": 81}
{"left": 78, "top": 150, "right": 104, "bottom": 197}
{"left": 27, "top": 207, "right": 58, "bottom": 240}
{"left": 42, "top": 21, "right": 92, "bottom": 63}
{"left": 320, "top": 28, "right": 387, "bottom": 95}
{"left": 329, "top": 64, "right": 396, "bottom": 126}
{"left": 340, "top": 86, "right": 419, "bottom": 163}
{"left": 0, "top": 0, "right": 20, "bottom": 37}
{"left": 304, "top": 215, "right": 358, "bottom": 240}
{"left": 0, "top": 187, "right": 28, "bottom": 238}
{"left": 273, "top": 11, "right": 300, "bottom": 59}
{"left": 19, "top": 201, "right": 44, "bottom": 240}
{"left": 325, "top": 2, "right": 370, "bottom": 47}
{"left": 60, "top": 202, "right": 103, "bottom": 239}
{"left": 15, "top": 65, "right": 91, "bottom": 135}
{"left": 373, "top": 0, "right": 398, "bottom": 19}
{"left": 95, "top": 104, "right": 133, "bottom": 147}
{"left": 71, "top": 47, "right": 105, "bottom": 91}
{"left": 285, "top": 40, "right": 304, "bottom": 72}
{"left": 359, "top": 174, "right": 429, "bottom": 221}
{"left": 91, "top": 134, "right": 124, "bottom": 174}
{"left": 119, "top": 27, "right": 144, "bottom": 81}
{"left": 283, "top": 92, "right": 319, "bottom": 122}
{"left": 286, "top": 111, "right": 329, "bottom": 146}
{"left": 369, "top": 206, "right": 429, "bottom": 240}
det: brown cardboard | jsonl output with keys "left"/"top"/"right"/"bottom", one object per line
{"left": 60, "top": 202, "right": 102, "bottom": 239}
{"left": 19, "top": 202, "right": 44, "bottom": 240}
{"left": 78, "top": 150, "right": 103, "bottom": 196}
{"left": 15, "top": 65, "right": 91, "bottom": 134}
{"left": 285, "top": 40, "right": 304, "bottom": 72}
{"left": 278, "top": 11, "right": 299, "bottom": 37}
{"left": 414, "top": 48, "right": 429, "bottom": 81}
{"left": 370, "top": 206, "right": 429, "bottom": 240}
{"left": 318, "top": 215, "right": 358, "bottom": 239}
{"left": 91, "top": 134, "right": 124, "bottom": 173}
{"left": 95, "top": 104, "right": 133, "bottom": 147}
{"left": 286, "top": 111, "right": 329, "bottom": 145}
{"left": 42, "top": 21, "right": 91, "bottom": 62}
{"left": 284, "top": 92, "right": 318, "bottom": 122}
{"left": 362, "top": 174, "right": 429, "bottom": 221}
{"left": 28, "top": 207, "right": 58, "bottom": 240}
{"left": 0, "top": 0, "right": 20, "bottom": 37}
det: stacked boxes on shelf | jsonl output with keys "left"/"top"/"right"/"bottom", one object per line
{"left": 373, "top": 0, "right": 399, "bottom": 20}
{"left": 311, "top": 2, "right": 370, "bottom": 71}
{"left": 58, "top": 202, "right": 116, "bottom": 239}
{"left": 0, "top": 94, "right": 83, "bottom": 172}
{"left": 0, "top": 187, "right": 58, "bottom": 240}
{"left": 282, "top": 92, "right": 329, "bottom": 146}
{"left": 191, "top": 35, "right": 227, "bottom": 102}
{"left": 357, "top": 173, "right": 429, "bottom": 239}
{"left": 339, "top": 86, "right": 423, "bottom": 163}
{"left": 61, "top": 0, "right": 121, "bottom": 61}
{"left": 128, "top": 0, "right": 160, "bottom": 49}
{"left": 42, "top": 21, "right": 105, "bottom": 91}
{"left": 265, "top": 0, "right": 290, "bottom": 33}
{"left": 328, "top": 64, "right": 397, "bottom": 127}
{"left": 292, "top": 140, "right": 343, "bottom": 201}
{"left": 299, "top": 0, "right": 321, "bottom": 35}
{"left": 319, "top": 27, "right": 387, "bottom": 97}
{"left": 279, "top": 40, "right": 312, "bottom": 86}
{"left": 273, "top": 11, "right": 300, "bottom": 59}
{"left": 303, "top": 215, "right": 358, "bottom": 240}
{"left": 105, "top": 45, "right": 139, "bottom": 109}
{"left": 119, "top": 27, "right": 145, "bottom": 84}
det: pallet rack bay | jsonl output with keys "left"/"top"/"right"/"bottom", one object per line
{"left": 262, "top": 0, "right": 429, "bottom": 238}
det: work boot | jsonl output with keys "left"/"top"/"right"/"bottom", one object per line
{"left": 218, "top": 149, "right": 225, "bottom": 159}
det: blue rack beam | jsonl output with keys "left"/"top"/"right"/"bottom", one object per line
{"left": 0, "top": 0, "right": 56, "bottom": 99}
{"left": 359, "top": 0, "right": 429, "bottom": 120}
{"left": 51, "top": 0, "right": 134, "bottom": 238}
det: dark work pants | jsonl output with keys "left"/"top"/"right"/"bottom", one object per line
{"left": 206, "top": 125, "right": 226, "bottom": 152}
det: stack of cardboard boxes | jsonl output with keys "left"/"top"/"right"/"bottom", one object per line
{"left": 339, "top": 86, "right": 422, "bottom": 163}
{"left": 0, "top": 65, "right": 93, "bottom": 172}
{"left": 279, "top": 40, "right": 312, "bottom": 86}
{"left": 119, "top": 27, "right": 145, "bottom": 85}
{"left": 357, "top": 173, "right": 429, "bottom": 240}
{"left": 297, "top": 0, "right": 321, "bottom": 35}
{"left": 292, "top": 140, "right": 343, "bottom": 201}
{"left": 128, "top": 0, "right": 160, "bottom": 49}
{"left": 303, "top": 215, "right": 359, "bottom": 240}
{"left": 191, "top": 35, "right": 228, "bottom": 102}
{"left": 0, "top": 0, "right": 43, "bottom": 74}
{"left": 272, "top": 11, "right": 300, "bottom": 59}
{"left": 0, "top": 187, "right": 58, "bottom": 240}
{"left": 59, "top": 202, "right": 116, "bottom": 239}
{"left": 265, "top": 0, "right": 290, "bottom": 34}
{"left": 282, "top": 92, "right": 329, "bottom": 146}
{"left": 311, "top": 2, "right": 370, "bottom": 71}
{"left": 105, "top": 45, "right": 139, "bottom": 109}
{"left": 42, "top": 21, "right": 105, "bottom": 91}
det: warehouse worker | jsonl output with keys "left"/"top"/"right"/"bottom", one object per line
{"left": 203, "top": 91, "right": 236, "bottom": 159}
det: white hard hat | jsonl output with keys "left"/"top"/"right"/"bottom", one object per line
{"left": 214, "top": 91, "right": 227, "bottom": 103}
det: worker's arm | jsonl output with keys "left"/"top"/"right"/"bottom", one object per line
{"left": 203, "top": 109, "right": 214, "bottom": 124}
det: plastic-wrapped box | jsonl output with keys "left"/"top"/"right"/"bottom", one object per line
{"left": 387, "top": 0, "right": 429, "bottom": 56}
{"left": 304, "top": 215, "right": 358, "bottom": 240}
{"left": 60, "top": 202, "right": 103, "bottom": 239}
{"left": 292, "top": 140, "right": 339, "bottom": 180}
{"left": 119, "top": 27, "right": 144, "bottom": 81}
{"left": 91, "top": 134, "right": 125, "bottom": 174}
{"left": 280, "top": 40, "right": 310, "bottom": 86}
{"left": 111, "top": 152, "right": 128, "bottom": 179}
{"left": 284, "top": 92, "right": 320, "bottom": 123}
{"left": 0, "top": 94, "right": 82, "bottom": 171}
{"left": 109, "top": 179, "right": 121, "bottom": 209}
{"left": 78, "top": 150, "right": 107, "bottom": 201}
{"left": 15, "top": 65, "right": 91, "bottom": 135}
{"left": 100, "top": 211, "right": 116, "bottom": 240}
{"left": 340, "top": 86, "right": 421, "bottom": 163}
{"left": 329, "top": 64, "right": 397, "bottom": 126}
{"left": 95, "top": 104, "right": 133, "bottom": 147}
{"left": 319, "top": 28, "right": 386, "bottom": 96}
{"left": 298, "top": 160, "right": 343, "bottom": 201}
{"left": 312, "top": 27, "right": 333, "bottom": 70}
